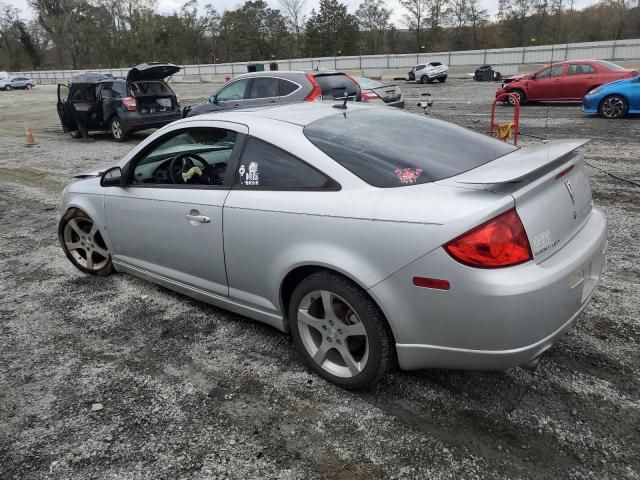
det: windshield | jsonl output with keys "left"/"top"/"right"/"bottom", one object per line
{"left": 304, "top": 108, "right": 516, "bottom": 188}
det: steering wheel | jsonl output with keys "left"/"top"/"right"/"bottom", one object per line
{"left": 169, "top": 152, "right": 215, "bottom": 185}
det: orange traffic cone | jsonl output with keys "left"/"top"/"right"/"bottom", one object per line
{"left": 24, "top": 127, "right": 38, "bottom": 146}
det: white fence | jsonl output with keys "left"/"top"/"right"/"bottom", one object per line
{"left": 10, "top": 38, "right": 640, "bottom": 84}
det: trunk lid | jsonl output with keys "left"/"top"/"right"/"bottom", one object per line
{"left": 127, "top": 63, "right": 181, "bottom": 82}
{"left": 439, "top": 140, "right": 593, "bottom": 263}
{"left": 370, "top": 84, "right": 401, "bottom": 103}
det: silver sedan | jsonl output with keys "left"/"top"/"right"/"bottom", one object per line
{"left": 59, "top": 103, "right": 608, "bottom": 389}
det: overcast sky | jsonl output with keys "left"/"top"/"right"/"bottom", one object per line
{"left": 6, "top": 0, "right": 600, "bottom": 29}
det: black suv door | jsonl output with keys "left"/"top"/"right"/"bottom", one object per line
{"left": 57, "top": 84, "right": 74, "bottom": 131}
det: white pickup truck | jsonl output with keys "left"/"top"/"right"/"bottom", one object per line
{"left": 408, "top": 62, "right": 448, "bottom": 84}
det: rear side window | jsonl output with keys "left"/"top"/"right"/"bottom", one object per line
{"left": 598, "top": 60, "right": 625, "bottom": 71}
{"left": 568, "top": 64, "right": 596, "bottom": 75}
{"left": 304, "top": 109, "right": 516, "bottom": 188}
{"left": 279, "top": 79, "right": 299, "bottom": 96}
{"left": 314, "top": 74, "right": 359, "bottom": 99}
{"left": 249, "top": 77, "right": 278, "bottom": 98}
{"left": 236, "top": 137, "right": 334, "bottom": 189}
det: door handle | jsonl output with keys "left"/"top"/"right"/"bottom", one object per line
{"left": 185, "top": 212, "right": 210, "bottom": 223}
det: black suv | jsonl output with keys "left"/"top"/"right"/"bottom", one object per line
{"left": 57, "top": 63, "right": 182, "bottom": 141}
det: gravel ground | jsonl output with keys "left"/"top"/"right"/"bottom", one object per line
{"left": 0, "top": 81, "right": 639, "bottom": 480}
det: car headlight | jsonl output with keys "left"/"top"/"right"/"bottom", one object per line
{"left": 587, "top": 88, "right": 600, "bottom": 96}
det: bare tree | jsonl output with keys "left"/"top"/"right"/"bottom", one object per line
{"left": 400, "top": 0, "right": 428, "bottom": 52}
{"left": 279, "top": 0, "right": 306, "bottom": 55}
{"left": 356, "top": 0, "right": 391, "bottom": 54}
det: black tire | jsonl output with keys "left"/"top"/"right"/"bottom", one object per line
{"left": 26, "top": 84, "right": 33, "bottom": 90}
{"left": 69, "top": 130, "right": 83, "bottom": 139}
{"left": 421, "top": 75, "right": 430, "bottom": 84}
{"left": 5, "top": 85, "right": 11, "bottom": 91}
{"left": 599, "top": 94, "right": 628, "bottom": 119}
{"left": 110, "top": 117, "right": 127, "bottom": 142}
{"left": 438, "top": 76, "right": 447, "bottom": 83}
{"left": 58, "top": 209, "right": 114, "bottom": 276}
{"left": 508, "top": 89, "right": 526, "bottom": 106}
{"left": 288, "top": 271, "right": 393, "bottom": 390}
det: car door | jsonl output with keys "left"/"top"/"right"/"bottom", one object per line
{"left": 56, "top": 84, "right": 75, "bottom": 131}
{"left": 104, "top": 122, "right": 247, "bottom": 297}
{"left": 213, "top": 78, "right": 251, "bottom": 110}
{"left": 630, "top": 76, "right": 640, "bottom": 110}
{"left": 244, "top": 76, "right": 279, "bottom": 107}
{"left": 563, "top": 63, "right": 598, "bottom": 99}
{"left": 527, "top": 64, "right": 567, "bottom": 101}
{"left": 223, "top": 136, "right": 339, "bottom": 313}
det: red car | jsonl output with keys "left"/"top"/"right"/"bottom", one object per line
{"left": 496, "top": 60, "right": 638, "bottom": 105}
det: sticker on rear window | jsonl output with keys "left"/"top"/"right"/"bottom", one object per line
{"left": 394, "top": 167, "right": 424, "bottom": 184}
{"left": 239, "top": 162, "right": 260, "bottom": 186}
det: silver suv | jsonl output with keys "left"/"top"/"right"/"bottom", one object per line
{"left": 409, "top": 62, "right": 448, "bottom": 84}
{"left": 0, "top": 76, "right": 33, "bottom": 90}
{"left": 183, "top": 70, "right": 362, "bottom": 117}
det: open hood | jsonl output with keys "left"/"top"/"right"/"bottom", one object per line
{"left": 127, "top": 63, "right": 181, "bottom": 82}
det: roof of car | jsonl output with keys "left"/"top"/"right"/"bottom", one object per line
{"left": 232, "top": 70, "right": 346, "bottom": 78}
{"left": 189, "top": 101, "right": 381, "bottom": 127}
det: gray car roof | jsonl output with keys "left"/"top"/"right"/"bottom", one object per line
{"left": 192, "top": 102, "right": 381, "bottom": 127}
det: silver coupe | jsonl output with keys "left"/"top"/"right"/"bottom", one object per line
{"left": 59, "top": 103, "right": 608, "bottom": 389}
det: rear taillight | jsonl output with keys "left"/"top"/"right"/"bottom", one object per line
{"left": 444, "top": 208, "right": 532, "bottom": 268}
{"left": 122, "top": 97, "right": 137, "bottom": 111}
{"left": 362, "top": 91, "right": 379, "bottom": 101}
{"left": 304, "top": 73, "right": 322, "bottom": 102}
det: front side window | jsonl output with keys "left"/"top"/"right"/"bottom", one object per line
{"left": 235, "top": 137, "right": 334, "bottom": 189}
{"left": 249, "top": 77, "right": 278, "bottom": 98}
{"left": 536, "top": 65, "right": 565, "bottom": 78}
{"left": 304, "top": 109, "right": 516, "bottom": 188}
{"left": 216, "top": 79, "right": 249, "bottom": 101}
{"left": 131, "top": 128, "right": 237, "bottom": 186}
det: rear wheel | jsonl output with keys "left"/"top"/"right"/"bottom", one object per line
{"left": 288, "top": 271, "right": 393, "bottom": 389}
{"left": 5, "top": 85, "right": 11, "bottom": 91}
{"left": 110, "top": 117, "right": 126, "bottom": 142}
{"left": 599, "top": 94, "right": 628, "bottom": 119}
{"left": 26, "top": 84, "right": 32, "bottom": 90}
{"left": 58, "top": 209, "right": 114, "bottom": 276}
{"left": 438, "top": 76, "right": 447, "bottom": 83}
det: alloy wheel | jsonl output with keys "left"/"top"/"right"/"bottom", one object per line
{"left": 297, "top": 290, "right": 369, "bottom": 378}
{"left": 111, "top": 119, "right": 123, "bottom": 140}
{"left": 602, "top": 96, "right": 625, "bottom": 118}
{"left": 63, "top": 217, "right": 110, "bottom": 270}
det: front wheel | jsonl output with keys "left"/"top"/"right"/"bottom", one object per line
{"left": 288, "top": 271, "right": 393, "bottom": 389}
{"left": 600, "top": 94, "right": 628, "bottom": 119}
{"left": 438, "top": 76, "right": 447, "bottom": 83}
{"left": 69, "top": 130, "right": 83, "bottom": 139}
{"left": 110, "top": 117, "right": 127, "bottom": 142}
{"left": 421, "top": 76, "right": 430, "bottom": 84}
{"left": 58, "top": 209, "right": 114, "bottom": 276}
{"left": 508, "top": 89, "right": 526, "bottom": 106}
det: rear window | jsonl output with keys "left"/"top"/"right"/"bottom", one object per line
{"left": 314, "top": 74, "right": 359, "bottom": 99}
{"left": 130, "top": 81, "right": 172, "bottom": 95}
{"left": 356, "top": 77, "right": 383, "bottom": 89}
{"left": 303, "top": 109, "right": 517, "bottom": 188}
{"left": 598, "top": 60, "right": 625, "bottom": 71}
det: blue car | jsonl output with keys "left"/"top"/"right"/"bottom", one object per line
{"left": 582, "top": 75, "right": 640, "bottom": 119}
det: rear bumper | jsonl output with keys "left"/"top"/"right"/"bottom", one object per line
{"left": 370, "top": 207, "right": 608, "bottom": 371}
{"left": 120, "top": 111, "right": 181, "bottom": 132}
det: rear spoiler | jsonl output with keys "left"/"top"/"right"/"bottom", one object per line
{"left": 452, "top": 139, "right": 589, "bottom": 184}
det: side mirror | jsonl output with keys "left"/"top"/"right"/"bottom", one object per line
{"left": 210, "top": 95, "right": 218, "bottom": 104}
{"left": 100, "top": 166, "right": 124, "bottom": 187}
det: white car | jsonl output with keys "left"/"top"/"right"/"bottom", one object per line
{"left": 409, "top": 62, "right": 448, "bottom": 84}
